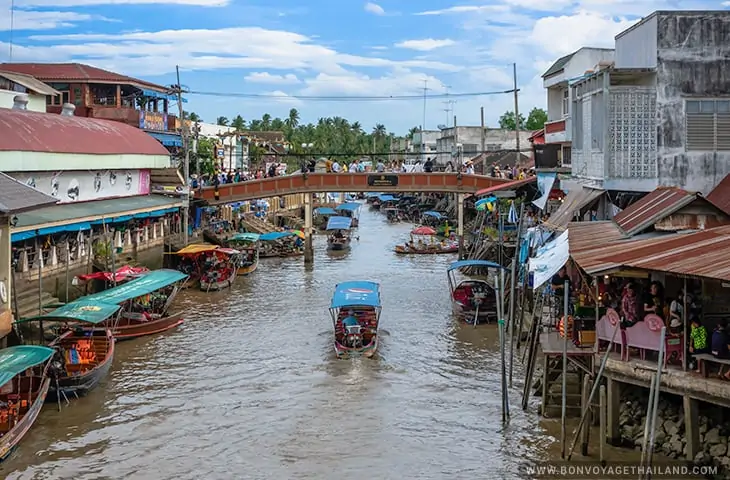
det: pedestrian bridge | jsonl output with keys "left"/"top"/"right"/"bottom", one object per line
{"left": 195, "top": 172, "right": 515, "bottom": 204}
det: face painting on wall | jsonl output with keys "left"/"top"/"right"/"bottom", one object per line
{"left": 67, "top": 179, "right": 80, "bottom": 201}
{"left": 50, "top": 175, "right": 59, "bottom": 197}
{"left": 94, "top": 172, "right": 102, "bottom": 192}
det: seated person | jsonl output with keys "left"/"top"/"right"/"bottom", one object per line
{"left": 689, "top": 317, "right": 709, "bottom": 372}
{"left": 668, "top": 290, "right": 686, "bottom": 333}
{"left": 342, "top": 310, "right": 359, "bottom": 329}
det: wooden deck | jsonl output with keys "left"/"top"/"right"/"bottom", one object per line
{"left": 539, "top": 332, "right": 595, "bottom": 356}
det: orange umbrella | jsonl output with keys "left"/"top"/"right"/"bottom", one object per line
{"left": 411, "top": 226, "right": 436, "bottom": 235}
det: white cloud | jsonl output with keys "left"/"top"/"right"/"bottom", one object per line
{"left": 300, "top": 70, "right": 444, "bottom": 98}
{"left": 395, "top": 38, "right": 456, "bottom": 51}
{"left": 416, "top": 5, "right": 508, "bottom": 15}
{"left": 364, "top": 2, "right": 384, "bottom": 15}
{"left": 528, "top": 11, "right": 635, "bottom": 56}
{"left": 244, "top": 72, "right": 300, "bottom": 85}
{"left": 0, "top": 9, "right": 112, "bottom": 31}
{"left": 14, "top": 0, "right": 227, "bottom": 6}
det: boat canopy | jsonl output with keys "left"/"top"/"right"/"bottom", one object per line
{"left": 366, "top": 192, "right": 381, "bottom": 197}
{"left": 0, "top": 346, "right": 56, "bottom": 386}
{"left": 331, "top": 281, "right": 381, "bottom": 308}
{"left": 175, "top": 244, "right": 218, "bottom": 255}
{"left": 315, "top": 207, "right": 337, "bottom": 216}
{"left": 216, "top": 247, "right": 240, "bottom": 255}
{"left": 19, "top": 299, "right": 121, "bottom": 325}
{"left": 326, "top": 216, "right": 352, "bottom": 230}
{"left": 377, "top": 194, "right": 396, "bottom": 202}
{"left": 423, "top": 211, "right": 443, "bottom": 219}
{"left": 259, "top": 231, "right": 296, "bottom": 241}
{"left": 83, "top": 269, "right": 188, "bottom": 305}
{"left": 230, "top": 232, "right": 260, "bottom": 242}
{"left": 447, "top": 259, "right": 506, "bottom": 272}
{"left": 335, "top": 203, "right": 360, "bottom": 212}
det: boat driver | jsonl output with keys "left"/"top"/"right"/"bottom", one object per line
{"left": 342, "top": 310, "right": 359, "bottom": 328}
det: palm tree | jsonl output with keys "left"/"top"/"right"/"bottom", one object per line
{"left": 249, "top": 119, "right": 262, "bottom": 131}
{"left": 261, "top": 114, "right": 272, "bottom": 130}
{"left": 285, "top": 108, "right": 300, "bottom": 129}
{"left": 216, "top": 116, "right": 229, "bottom": 126}
{"left": 231, "top": 115, "right": 246, "bottom": 130}
{"left": 271, "top": 118, "right": 285, "bottom": 130}
{"left": 186, "top": 111, "right": 201, "bottom": 122}
{"left": 406, "top": 126, "right": 419, "bottom": 140}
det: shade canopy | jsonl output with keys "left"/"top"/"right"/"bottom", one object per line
{"left": 0, "top": 346, "right": 56, "bottom": 387}
{"left": 335, "top": 203, "right": 361, "bottom": 212}
{"left": 175, "top": 244, "right": 218, "bottom": 255}
{"left": 423, "top": 211, "right": 442, "bottom": 219}
{"left": 330, "top": 281, "right": 381, "bottom": 308}
{"left": 83, "top": 269, "right": 188, "bottom": 305}
{"left": 314, "top": 207, "right": 337, "bottom": 216}
{"left": 411, "top": 226, "right": 436, "bottom": 235}
{"left": 230, "top": 232, "right": 260, "bottom": 242}
{"left": 20, "top": 299, "right": 121, "bottom": 324}
{"left": 448, "top": 259, "right": 506, "bottom": 272}
{"left": 259, "top": 231, "right": 296, "bottom": 241}
{"left": 326, "top": 216, "right": 353, "bottom": 230}
{"left": 377, "top": 194, "right": 396, "bottom": 202}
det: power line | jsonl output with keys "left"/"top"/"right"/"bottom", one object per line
{"left": 186, "top": 89, "right": 517, "bottom": 102}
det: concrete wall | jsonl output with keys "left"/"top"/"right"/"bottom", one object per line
{"left": 435, "top": 127, "right": 532, "bottom": 165}
{"left": 0, "top": 219, "right": 11, "bottom": 337}
{"left": 0, "top": 90, "right": 47, "bottom": 112}
{"left": 615, "top": 15, "right": 658, "bottom": 69}
{"left": 656, "top": 12, "right": 730, "bottom": 194}
{"left": 543, "top": 48, "right": 615, "bottom": 89}
{"left": 547, "top": 86, "right": 564, "bottom": 122}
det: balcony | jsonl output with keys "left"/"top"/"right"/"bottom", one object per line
{"left": 545, "top": 118, "right": 570, "bottom": 143}
{"left": 534, "top": 144, "right": 571, "bottom": 172}
{"left": 88, "top": 106, "right": 178, "bottom": 132}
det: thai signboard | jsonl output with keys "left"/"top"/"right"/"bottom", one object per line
{"left": 10, "top": 170, "right": 150, "bottom": 204}
{"left": 367, "top": 174, "right": 399, "bottom": 187}
{"left": 139, "top": 111, "right": 168, "bottom": 132}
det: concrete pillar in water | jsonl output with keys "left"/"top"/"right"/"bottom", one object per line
{"left": 606, "top": 378, "right": 622, "bottom": 445}
{"left": 457, "top": 193, "right": 465, "bottom": 260}
{"left": 304, "top": 192, "right": 314, "bottom": 264}
{"left": 683, "top": 395, "right": 700, "bottom": 460}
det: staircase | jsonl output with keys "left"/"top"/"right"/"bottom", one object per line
{"left": 12, "top": 285, "right": 61, "bottom": 320}
{"left": 241, "top": 214, "right": 277, "bottom": 234}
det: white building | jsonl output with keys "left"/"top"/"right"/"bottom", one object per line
{"left": 540, "top": 47, "right": 615, "bottom": 171}
{"left": 192, "top": 122, "right": 242, "bottom": 171}
{"left": 411, "top": 130, "right": 440, "bottom": 161}
{"left": 0, "top": 70, "right": 59, "bottom": 112}
{"left": 436, "top": 127, "right": 532, "bottom": 168}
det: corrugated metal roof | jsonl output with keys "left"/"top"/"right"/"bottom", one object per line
{"left": 0, "top": 70, "right": 60, "bottom": 96}
{"left": 544, "top": 187, "right": 605, "bottom": 231}
{"left": 542, "top": 52, "right": 576, "bottom": 78}
{"left": 707, "top": 174, "right": 730, "bottom": 215}
{"left": 473, "top": 176, "right": 535, "bottom": 197}
{"left": 613, "top": 187, "right": 697, "bottom": 236}
{"left": 0, "top": 173, "right": 57, "bottom": 214}
{"left": 0, "top": 63, "right": 167, "bottom": 91}
{"left": 0, "top": 109, "right": 170, "bottom": 156}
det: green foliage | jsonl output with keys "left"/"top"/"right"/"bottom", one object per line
{"left": 186, "top": 111, "right": 201, "bottom": 122}
{"left": 230, "top": 115, "right": 246, "bottom": 130}
{"left": 498, "top": 111, "right": 527, "bottom": 130}
{"left": 525, "top": 107, "right": 548, "bottom": 131}
{"left": 216, "top": 116, "right": 229, "bottom": 126}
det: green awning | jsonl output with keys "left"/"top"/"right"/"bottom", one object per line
{"left": 0, "top": 346, "right": 56, "bottom": 387}
{"left": 230, "top": 232, "right": 260, "bottom": 242}
{"left": 19, "top": 299, "right": 121, "bottom": 324}
{"left": 83, "top": 269, "right": 188, "bottom": 305}
{"left": 14, "top": 195, "right": 182, "bottom": 231}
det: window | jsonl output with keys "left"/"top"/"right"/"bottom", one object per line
{"left": 463, "top": 143, "right": 478, "bottom": 154}
{"left": 562, "top": 88, "right": 570, "bottom": 117}
{"left": 686, "top": 99, "right": 730, "bottom": 151}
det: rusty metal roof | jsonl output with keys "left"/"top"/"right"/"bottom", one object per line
{"left": 0, "top": 173, "right": 57, "bottom": 214}
{"left": 544, "top": 187, "right": 605, "bottom": 231}
{"left": 0, "top": 109, "right": 170, "bottom": 156}
{"left": 0, "top": 70, "right": 60, "bottom": 96}
{"left": 707, "top": 174, "right": 730, "bottom": 215}
{"left": 0, "top": 63, "right": 168, "bottom": 91}
{"left": 613, "top": 187, "right": 698, "bottom": 236}
{"left": 473, "top": 176, "right": 535, "bottom": 197}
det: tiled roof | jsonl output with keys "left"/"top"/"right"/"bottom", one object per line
{"left": 0, "top": 70, "right": 59, "bottom": 96}
{"left": 0, "top": 173, "right": 57, "bottom": 215}
{"left": 0, "top": 63, "right": 168, "bottom": 91}
{"left": 0, "top": 109, "right": 170, "bottom": 156}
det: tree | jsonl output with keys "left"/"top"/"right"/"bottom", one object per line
{"left": 261, "top": 113, "right": 272, "bottom": 130}
{"left": 285, "top": 108, "right": 299, "bottom": 129}
{"left": 525, "top": 107, "right": 548, "bottom": 131}
{"left": 186, "top": 111, "right": 201, "bottom": 122}
{"left": 498, "top": 111, "right": 526, "bottom": 130}
{"left": 231, "top": 115, "right": 246, "bottom": 130}
{"left": 216, "top": 116, "right": 229, "bottom": 126}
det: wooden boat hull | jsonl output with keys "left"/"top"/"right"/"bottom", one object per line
{"left": 200, "top": 278, "right": 234, "bottom": 291}
{"left": 327, "top": 241, "right": 351, "bottom": 251}
{"left": 48, "top": 330, "right": 115, "bottom": 401}
{"left": 334, "top": 336, "right": 378, "bottom": 358}
{"left": 452, "top": 303, "right": 497, "bottom": 324}
{"left": 394, "top": 245, "right": 458, "bottom": 255}
{"left": 107, "top": 311, "right": 184, "bottom": 341}
{"left": 237, "top": 261, "right": 258, "bottom": 275}
{"left": 0, "top": 377, "right": 50, "bottom": 462}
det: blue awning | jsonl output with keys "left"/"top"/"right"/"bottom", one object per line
{"left": 141, "top": 89, "right": 186, "bottom": 103}
{"left": 147, "top": 131, "right": 183, "bottom": 147}
{"left": 11, "top": 222, "right": 92, "bottom": 242}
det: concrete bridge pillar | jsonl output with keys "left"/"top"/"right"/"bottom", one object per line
{"left": 457, "top": 193, "right": 465, "bottom": 260}
{"left": 303, "top": 192, "right": 314, "bottom": 264}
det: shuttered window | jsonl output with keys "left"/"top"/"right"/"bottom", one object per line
{"left": 686, "top": 99, "right": 730, "bottom": 151}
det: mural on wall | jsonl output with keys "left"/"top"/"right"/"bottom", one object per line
{"left": 12, "top": 170, "right": 150, "bottom": 203}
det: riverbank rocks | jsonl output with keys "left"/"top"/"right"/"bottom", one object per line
{"left": 618, "top": 386, "right": 730, "bottom": 479}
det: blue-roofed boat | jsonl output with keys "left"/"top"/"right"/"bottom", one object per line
{"left": 258, "top": 231, "right": 304, "bottom": 258}
{"left": 371, "top": 193, "right": 397, "bottom": 210}
{"left": 83, "top": 269, "right": 189, "bottom": 340}
{"left": 17, "top": 300, "right": 121, "bottom": 400}
{"left": 447, "top": 260, "right": 505, "bottom": 324}
{"left": 0, "top": 345, "right": 55, "bottom": 462}
{"left": 334, "top": 202, "right": 361, "bottom": 227}
{"left": 314, "top": 207, "right": 338, "bottom": 231}
{"left": 228, "top": 233, "right": 260, "bottom": 275}
{"left": 365, "top": 192, "right": 381, "bottom": 204}
{"left": 326, "top": 216, "right": 353, "bottom": 251}
{"left": 329, "top": 281, "right": 382, "bottom": 358}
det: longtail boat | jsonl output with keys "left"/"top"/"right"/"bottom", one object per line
{"left": 73, "top": 265, "right": 149, "bottom": 289}
{"left": 227, "top": 233, "right": 260, "bottom": 275}
{"left": 314, "top": 207, "right": 337, "bottom": 231}
{"left": 330, "top": 281, "right": 382, "bottom": 358}
{"left": 326, "top": 216, "right": 353, "bottom": 251}
{"left": 334, "top": 202, "right": 361, "bottom": 227}
{"left": 82, "top": 269, "right": 188, "bottom": 340}
{"left": 17, "top": 300, "right": 119, "bottom": 400}
{"left": 198, "top": 247, "right": 239, "bottom": 291}
{"left": 394, "top": 226, "right": 459, "bottom": 255}
{"left": 0, "top": 345, "right": 55, "bottom": 462}
{"left": 258, "top": 231, "right": 303, "bottom": 258}
{"left": 447, "top": 260, "right": 504, "bottom": 325}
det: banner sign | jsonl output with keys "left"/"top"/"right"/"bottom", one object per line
{"left": 529, "top": 229, "right": 569, "bottom": 290}
{"left": 533, "top": 172, "right": 557, "bottom": 210}
{"left": 11, "top": 170, "right": 150, "bottom": 204}
{"left": 139, "top": 111, "right": 168, "bottom": 132}
{"left": 367, "top": 174, "right": 399, "bottom": 187}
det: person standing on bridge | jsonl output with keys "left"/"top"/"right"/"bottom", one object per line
{"left": 332, "top": 161, "right": 342, "bottom": 173}
{"left": 376, "top": 159, "right": 385, "bottom": 173}
{"left": 424, "top": 157, "right": 433, "bottom": 173}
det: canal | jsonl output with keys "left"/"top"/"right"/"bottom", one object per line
{"left": 4, "top": 205, "right": 644, "bottom": 479}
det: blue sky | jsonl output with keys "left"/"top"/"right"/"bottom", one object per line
{"left": 0, "top": 0, "right": 726, "bottom": 133}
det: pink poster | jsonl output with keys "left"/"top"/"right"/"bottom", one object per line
{"left": 139, "top": 169, "right": 150, "bottom": 195}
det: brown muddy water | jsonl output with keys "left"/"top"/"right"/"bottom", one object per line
{"left": 2, "top": 205, "right": 662, "bottom": 479}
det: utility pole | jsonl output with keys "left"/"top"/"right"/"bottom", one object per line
{"left": 8, "top": 0, "right": 15, "bottom": 61}
{"left": 174, "top": 65, "right": 189, "bottom": 246}
{"left": 421, "top": 79, "right": 430, "bottom": 162}
{"left": 480, "top": 106, "right": 486, "bottom": 155}
{"left": 513, "top": 63, "right": 521, "bottom": 162}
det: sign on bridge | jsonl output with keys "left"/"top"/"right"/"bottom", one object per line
{"left": 367, "top": 174, "right": 399, "bottom": 187}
